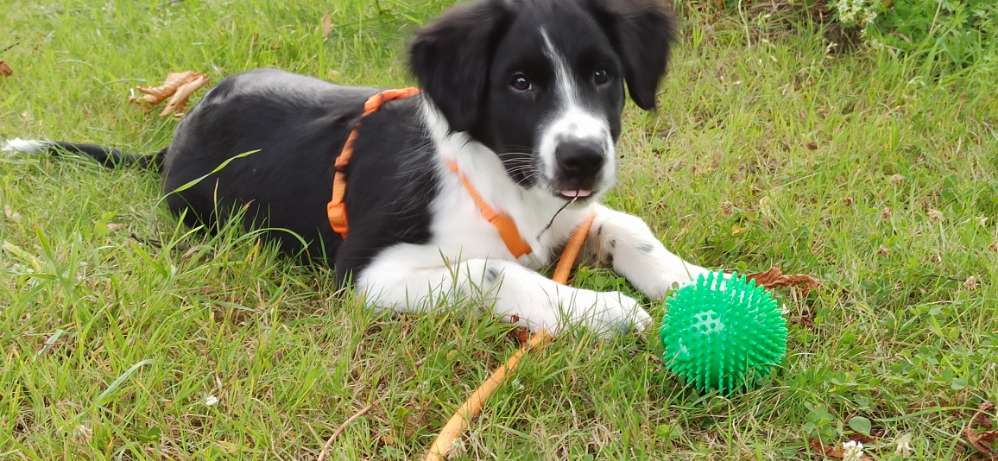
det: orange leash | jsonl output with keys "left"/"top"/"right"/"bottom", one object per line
{"left": 328, "top": 88, "right": 591, "bottom": 458}
{"left": 424, "top": 213, "right": 596, "bottom": 461}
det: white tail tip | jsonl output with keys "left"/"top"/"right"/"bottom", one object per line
{"left": 2, "top": 138, "right": 50, "bottom": 154}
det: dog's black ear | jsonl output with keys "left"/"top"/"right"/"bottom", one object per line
{"left": 588, "top": 0, "right": 677, "bottom": 110}
{"left": 409, "top": 0, "right": 511, "bottom": 132}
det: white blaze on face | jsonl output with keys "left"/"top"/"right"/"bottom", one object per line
{"left": 538, "top": 28, "right": 615, "bottom": 192}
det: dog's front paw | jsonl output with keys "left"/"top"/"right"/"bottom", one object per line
{"left": 565, "top": 289, "right": 650, "bottom": 335}
{"left": 641, "top": 264, "right": 713, "bottom": 300}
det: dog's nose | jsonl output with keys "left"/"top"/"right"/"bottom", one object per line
{"left": 555, "top": 140, "right": 605, "bottom": 179}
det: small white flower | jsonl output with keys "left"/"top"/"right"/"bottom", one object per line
{"left": 842, "top": 440, "right": 864, "bottom": 461}
{"left": 205, "top": 395, "right": 219, "bottom": 406}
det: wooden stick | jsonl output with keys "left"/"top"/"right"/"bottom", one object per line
{"left": 423, "top": 213, "right": 595, "bottom": 461}
{"left": 551, "top": 213, "right": 595, "bottom": 285}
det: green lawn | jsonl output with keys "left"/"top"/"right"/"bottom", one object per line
{"left": 1, "top": 0, "right": 995, "bottom": 459}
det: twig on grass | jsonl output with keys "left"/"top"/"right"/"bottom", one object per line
{"left": 317, "top": 403, "right": 373, "bottom": 461}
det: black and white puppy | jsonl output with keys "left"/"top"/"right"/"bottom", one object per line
{"left": 3, "top": 0, "right": 712, "bottom": 334}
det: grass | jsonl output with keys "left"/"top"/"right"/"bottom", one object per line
{"left": 1, "top": 0, "right": 995, "bottom": 459}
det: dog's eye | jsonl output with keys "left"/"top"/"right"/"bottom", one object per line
{"left": 510, "top": 73, "right": 533, "bottom": 92}
{"left": 593, "top": 69, "right": 610, "bottom": 85}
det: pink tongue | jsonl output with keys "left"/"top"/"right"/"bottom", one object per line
{"left": 561, "top": 189, "right": 593, "bottom": 198}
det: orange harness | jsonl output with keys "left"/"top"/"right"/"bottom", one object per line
{"left": 326, "top": 89, "right": 533, "bottom": 258}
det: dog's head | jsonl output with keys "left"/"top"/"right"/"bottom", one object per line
{"left": 410, "top": 0, "right": 675, "bottom": 201}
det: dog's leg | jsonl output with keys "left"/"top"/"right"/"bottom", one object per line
{"left": 356, "top": 245, "right": 651, "bottom": 335}
{"left": 589, "top": 205, "right": 711, "bottom": 300}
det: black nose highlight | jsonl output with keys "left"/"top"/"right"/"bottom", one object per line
{"left": 555, "top": 140, "right": 605, "bottom": 178}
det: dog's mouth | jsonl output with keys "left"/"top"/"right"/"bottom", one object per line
{"left": 558, "top": 189, "right": 593, "bottom": 200}
{"left": 554, "top": 178, "right": 600, "bottom": 201}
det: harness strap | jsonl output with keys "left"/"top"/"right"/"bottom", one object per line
{"left": 446, "top": 161, "right": 533, "bottom": 258}
{"left": 326, "top": 88, "right": 533, "bottom": 259}
{"left": 327, "top": 87, "right": 421, "bottom": 237}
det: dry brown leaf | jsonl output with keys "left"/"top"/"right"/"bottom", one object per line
{"left": 130, "top": 71, "right": 199, "bottom": 106}
{"left": 963, "top": 402, "right": 997, "bottom": 460}
{"left": 720, "top": 201, "right": 734, "bottom": 216}
{"left": 972, "top": 402, "right": 995, "bottom": 427}
{"left": 506, "top": 315, "right": 530, "bottom": 345}
{"left": 964, "top": 429, "right": 997, "bottom": 460}
{"left": 321, "top": 14, "right": 335, "bottom": 40}
{"left": 160, "top": 73, "right": 209, "bottom": 117}
{"left": 748, "top": 266, "right": 820, "bottom": 294}
{"left": 928, "top": 208, "right": 944, "bottom": 222}
{"left": 129, "top": 71, "right": 209, "bottom": 117}
{"left": 0, "top": 60, "right": 12, "bottom": 76}
{"left": 963, "top": 276, "right": 980, "bottom": 291}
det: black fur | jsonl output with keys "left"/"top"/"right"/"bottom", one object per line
{"left": 45, "top": 142, "right": 166, "bottom": 169}
{"left": 586, "top": 0, "right": 677, "bottom": 110}
{"left": 409, "top": 1, "right": 512, "bottom": 133}
{"left": 35, "top": 0, "right": 677, "bottom": 286}
{"left": 160, "top": 70, "right": 437, "bottom": 284}
{"left": 410, "top": 0, "right": 675, "bottom": 194}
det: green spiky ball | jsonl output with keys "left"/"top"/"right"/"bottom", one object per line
{"left": 659, "top": 272, "right": 787, "bottom": 394}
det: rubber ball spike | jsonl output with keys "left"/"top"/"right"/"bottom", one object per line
{"left": 659, "top": 272, "right": 788, "bottom": 394}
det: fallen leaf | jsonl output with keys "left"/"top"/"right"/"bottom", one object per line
{"left": 747, "top": 266, "right": 820, "bottom": 294}
{"left": 805, "top": 141, "right": 818, "bottom": 150}
{"left": 506, "top": 315, "right": 530, "bottom": 345}
{"left": 971, "top": 402, "right": 994, "bottom": 427}
{"left": 963, "top": 402, "right": 997, "bottom": 459}
{"left": 0, "top": 60, "right": 12, "bottom": 76}
{"left": 129, "top": 71, "right": 209, "bottom": 118}
{"left": 719, "top": 200, "right": 734, "bottom": 216}
{"left": 321, "top": 14, "right": 335, "bottom": 40}
{"left": 160, "top": 73, "right": 209, "bottom": 117}
{"left": 963, "top": 276, "right": 980, "bottom": 291}
{"left": 964, "top": 428, "right": 997, "bottom": 459}
{"left": 130, "top": 71, "right": 198, "bottom": 106}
